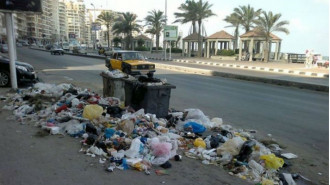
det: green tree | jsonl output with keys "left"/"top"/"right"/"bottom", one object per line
{"left": 174, "top": 0, "right": 198, "bottom": 34}
{"left": 137, "top": 38, "right": 145, "bottom": 47}
{"left": 113, "top": 37, "right": 121, "bottom": 47}
{"left": 224, "top": 13, "right": 241, "bottom": 49}
{"left": 195, "top": 0, "right": 216, "bottom": 57}
{"left": 233, "top": 5, "right": 262, "bottom": 32}
{"left": 255, "top": 11, "right": 289, "bottom": 62}
{"left": 112, "top": 12, "right": 142, "bottom": 50}
{"left": 144, "top": 10, "right": 166, "bottom": 51}
{"left": 97, "top": 11, "right": 116, "bottom": 48}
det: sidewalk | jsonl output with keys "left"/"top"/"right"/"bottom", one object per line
{"left": 147, "top": 56, "right": 329, "bottom": 78}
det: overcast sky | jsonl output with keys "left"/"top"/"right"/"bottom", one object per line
{"left": 84, "top": 0, "right": 329, "bottom": 56}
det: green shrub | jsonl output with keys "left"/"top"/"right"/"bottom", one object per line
{"left": 135, "top": 46, "right": 149, "bottom": 51}
{"left": 152, "top": 46, "right": 163, "bottom": 50}
{"left": 166, "top": 48, "right": 182, "bottom": 53}
{"left": 217, "top": 49, "right": 235, "bottom": 56}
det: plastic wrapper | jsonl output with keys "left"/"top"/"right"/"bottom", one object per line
{"left": 82, "top": 104, "right": 103, "bottom": 120}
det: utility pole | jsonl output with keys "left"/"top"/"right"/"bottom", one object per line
{"left": 91, "top": 3, "right": 96, "bottom": 50}
{"left": 5, "top": 13, "right": 18, "bottom": 89}
{"left": 164, "top": 0, "right": 167, "bottom": 60}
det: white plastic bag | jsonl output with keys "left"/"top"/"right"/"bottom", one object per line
{"left": 125, "top": 137, "right": 143, "bottom": 158}
{"left": 217, "top": 137, "right": 244, "bottom": 156}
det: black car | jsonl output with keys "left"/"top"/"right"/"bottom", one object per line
{"left": 0, "top": 56, "right": 38, "bottom": 87}
{"left": 50, "top": 47, "right": 64, "bottom": 55}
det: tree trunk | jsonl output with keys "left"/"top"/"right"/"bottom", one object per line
{"left": 156, "top": 34, "right": 160, "bottom": 51}
{"left": 191, "top": 21, "right": 196, "bottom": 54}
{"left": 107, "top": 25, "right": 110, "bottom": 48}
{"left": 234, "top": 26, "right": 239, "bottom": 49}
{"left": 263, "top": 39, "right": 270, "bottom": 62}
{"left": 197, "top": 20, "right": 202, "bottom": 57}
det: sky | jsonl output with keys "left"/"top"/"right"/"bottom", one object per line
{"left": 84, "top": 0, "right": 329, "bottom": 56}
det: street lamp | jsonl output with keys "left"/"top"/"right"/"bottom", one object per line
{"left": 91, "top": 3, "right": 96, "bottom": 50}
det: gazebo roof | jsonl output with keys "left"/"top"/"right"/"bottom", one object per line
{"left": 207, "top": 30, "right": 234, "bottom": 39}
{"left": 183, "top": 33, "right": 205, "bottom": 41}
{"left": 133, "top": 34, "right": 152, "bottom": 41}
{"left": 240, "top": 28, "right": 281, "bottom": 40}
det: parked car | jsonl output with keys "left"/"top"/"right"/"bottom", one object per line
{"left": 50, "top": 47, "right": 64, "bottom": 55}
{"left": 105, "top": 51, "right": 155, "bottom": 77}
{"left": 16, "top": 42, "right": 23, "bottom": 47}
{"left": 0, "top": 56, "right": 38, "bottom": 87}
{"left": 0, "top": 44, "right": 8, "bottom": 53}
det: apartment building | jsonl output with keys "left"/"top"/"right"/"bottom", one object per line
{"left": 65, "top": 0, "right": 86, "bottom": 43}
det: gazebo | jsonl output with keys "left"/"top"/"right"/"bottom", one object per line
{"left": 205, "top": 30, "right": 234, "bottom": 58}
{"left": 132, "top": 34, "right": 153, "bottom": 50}
{"left": 182, "top": 33, "right": 206, "bottom": 57}
{"left": 238, "top": 29, "right": 282, "bottom": 61}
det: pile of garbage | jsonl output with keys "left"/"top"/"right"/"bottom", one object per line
{"left": 2, "top": 83, "right": 301, "bottom": 185}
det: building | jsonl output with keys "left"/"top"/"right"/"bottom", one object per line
{"left": 26, "top": 0, "right": 55, "bottom": 44}
{"left": 59, "top": 0, "right": 68, "bottom": 42}
{"left": 65, "top": 0, "right": 87, "bottom": 43}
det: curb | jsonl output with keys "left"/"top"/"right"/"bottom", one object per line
{"left": 155, "top": 63, "right": 329, "bottom": 92}
{"left": 171, "top": 59, "right": 329, "bottom": 78}
{"left": 147, "top": 57, "right": 173, "bottom": 61}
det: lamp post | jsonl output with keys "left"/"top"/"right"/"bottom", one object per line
{"left": 91, "top": 3, "right": 96, "bottom": 50}
{"left": 164, "top": 0, "right": 167, "bottom": 60}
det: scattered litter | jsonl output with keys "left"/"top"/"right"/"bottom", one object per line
{"left": 0, "top": 82, "right": 300, "bottom": 184}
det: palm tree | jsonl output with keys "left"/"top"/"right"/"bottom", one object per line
{"left": 195, "top": 0, "right": 216, "bottom": 57}
{"left": 112, "top": 12, "right": 142, "bottom": 50}
{"left": 173, "top": 0, "right": 198, "bottom": 34}
{"left": 144, "top": 10, "right": 166, "bottom": 51}
{"left": 233, "top": 5, "right": 261, "bottom": 32}
{"left": 224, "top": 13, "right": 241, "bottom": 49}
{"left": 255, "top": 11, "right": 289, "bottom": 62}
{"left": 97, "top": 11, "right": 116, "bottom": 48}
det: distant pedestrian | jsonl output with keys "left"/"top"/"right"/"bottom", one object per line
{"left": 305, "top": 49, "right": 313, "bottom": 68}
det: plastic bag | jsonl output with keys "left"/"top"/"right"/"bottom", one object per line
{"left": 184, "top": 122, "right": 206, "bottom": 133}
{"left": 125, "top": 138, "right": 143, "bottom": 158}
{"left": 194, "top": 138, "right": 206, "bottom": 148}
{"left": 150, "top": 137, "right": 174, "bottom": 165}
{"left": 248, "top": 160, "right": 264, "bottom": 174}
{"left": 118, "top": 119, "right": 134, "bottom": 134}
{"left": 211, "top": 117, "right": 223, "bottom": 127}
{"left": 260, "top": 153, "right": 284, "bottom": 170}
{"left": 184, "top": 109, "right": 214, "bottom": 128}
{"left": 82, "top": 104, "right": 103, "bottom": 120}
{"left": 63, "top": 120, "right": 84, "bottom": 136}
{"left": 217, "top": 137, "right": 244, "bottom": 156}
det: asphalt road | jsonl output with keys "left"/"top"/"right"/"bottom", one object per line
{"left": 8, "top": 47, "right": 330, "bottom": 184}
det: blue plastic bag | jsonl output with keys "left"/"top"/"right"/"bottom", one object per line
{"left": 104, "top": 128, "right": 116, "bottom": 139}
{"left": 184, "top": 122, "right": 206, "bottom": 133}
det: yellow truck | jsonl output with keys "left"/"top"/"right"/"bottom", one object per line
{"left": 105, "top": 51, "right": 156, "bottom": 77}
